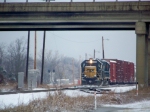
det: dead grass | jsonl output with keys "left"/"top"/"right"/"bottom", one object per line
{"left": 0, "top": 90, "right": 96, "bottom": 112}
{"left": 98, "top": 87, "right": 150, "bottom": 105}
{"left": 0, "top": 83, "right": 17, "bottom": 92}
{"left": 1, "top": 86, "right": 150, "bottom": 112}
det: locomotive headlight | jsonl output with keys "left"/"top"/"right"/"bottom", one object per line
{"left": 90, "top": 59, "right": 93, "bottom": 64}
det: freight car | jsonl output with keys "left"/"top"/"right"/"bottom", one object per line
{"left": 81, "top": 58, "right": 135, "bottom": 86}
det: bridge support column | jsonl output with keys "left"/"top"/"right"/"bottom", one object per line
{"left": 148, "top": 24, "right": 150, "bottom": 86}
{"left": 135, "top": 22, "right": 147, "bottom": 88}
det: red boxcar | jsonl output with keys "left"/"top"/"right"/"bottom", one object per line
{"left": 115, "top": 60, "right": 121, "bottom": 83}
{"left": 123, "top": 61, "right": 128, "bottom": 83}
{"left": 104, "top": 59, "right": 135, "bottom": 84}
{"left": 113, "top": 59, "right": 124, "bottom": 84}
{"left": 127, "top": 62, "right": 134, "bottom": 83}
{"left": 109, "top": 60, "right": 117, "bottom": 84}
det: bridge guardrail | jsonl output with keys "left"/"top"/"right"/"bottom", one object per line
{"left": 2, "top": 0, "right": 147, "bottom": 3}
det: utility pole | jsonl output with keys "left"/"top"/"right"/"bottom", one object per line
{"left": 41, "top": 31, "right": 46, "bottom": 84}
{"left": 72, "top": 58, "right": 74, "bottom": 85}
{"left": 26, "top": 31, "right": 30, "bottom": 83}
{"left": 85, "top": 53, "right": 87, "bottom": 60}
{"left": 102, "top": 36, "right": 104, "bottom": 59}
{"left": 34, "top": 31, "right": 37, "bottom": 69}
{"left": 62, "top": 65, "right": 64, "bottom": 79}
{"left": 94, "top": 49, "right": 95, "bottom": 59}
{"left": 79, "top": 55, "right": 81, "bottom": 85}
{"left": 102, "top": 37, "right": 109, "bottom": 59}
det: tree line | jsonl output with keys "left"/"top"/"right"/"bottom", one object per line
{"left": 0, "top": 38, "right": 80, "bottom": 84}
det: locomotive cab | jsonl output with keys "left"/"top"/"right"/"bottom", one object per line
{"left": 81, "top": 58, "right": 103, "bottom": 85}
{"left": 101, "top": 60, "right": 110, "bottom": 85}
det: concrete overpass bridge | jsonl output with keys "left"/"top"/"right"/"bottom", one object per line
{"left": 0, "top": 1, "right": 150, "bottom": 87}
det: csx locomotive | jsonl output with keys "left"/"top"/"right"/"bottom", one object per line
{"left": 81, "top": 58, "right": 135, "bottom": 85}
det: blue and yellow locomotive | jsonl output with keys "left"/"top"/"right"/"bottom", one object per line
{"left": 81, "top": 58, "right": 104, "bottom": 85}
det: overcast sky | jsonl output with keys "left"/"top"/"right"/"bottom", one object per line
{"left": 0, "top": 0, "right": 137, "bottom": 64}
{"left": 0, "top": 31, "right": 136, "bottom": 64}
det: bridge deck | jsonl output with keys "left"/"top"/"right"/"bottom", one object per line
{"left": 0, "top": 2, "right": 150, "bottom": 12}
{"left": 0, "top": 2, "right": 149, "bottom": 31}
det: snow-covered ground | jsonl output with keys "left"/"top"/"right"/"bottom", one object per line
{"left": 0, "top": 89, "right": 93, "bottom": 109}
{"left": 103, "top": 85, "right": 136, "bottom": 93}
{"left": 103, "top": 100, "right": 150, "bottom": 112}
{"left": 1, "top": 85, "right": 149, "bottom": 112}
{"left": 0, "top": 92, "right": 47, "bottom": 109}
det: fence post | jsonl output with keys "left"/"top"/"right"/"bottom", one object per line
{"left": 94, "top": 91, "right": 97, "bottom": 110}
{"left": 71, "top": 0, "right": 73, "bottom": 2}
{"left": 4, "top": 0, "right": 6, "bottom": 3}
{"left": 136, "top": 82, "right": 138, "bottom": 96}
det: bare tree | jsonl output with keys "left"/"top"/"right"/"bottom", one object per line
{"left": 0, "top": 43, "right": 6, "bottom": 66}
{"left": 37, "top": 49, "right": 80, "bottom": 84}
{"left": 37, "top": 50, "right": 61, "bottom": 83}
{"left": 5, "top": 38, "right": 27, "bottom": 81}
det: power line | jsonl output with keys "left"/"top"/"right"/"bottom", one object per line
{"left": 50, "top": 32, "right": 102, "bottom": 44}
{"left": 52, "top": 32, "right": 59, "bottom": 51}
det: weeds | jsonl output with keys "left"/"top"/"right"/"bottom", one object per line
{"left": 0, "top": 83, "right": 17, "bottom": 92}
{"left": 0, "top": 90, "right": 96, "bottom": 112}
{"left": 98, "top": 87, "right": 150, "bottom": 105}
{"left": 0, "top": 87, "right": 150, "bottom": 112}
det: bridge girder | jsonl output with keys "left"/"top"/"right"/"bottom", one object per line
{"left": 0, "top": 2, "right": 150, "bottom": 30}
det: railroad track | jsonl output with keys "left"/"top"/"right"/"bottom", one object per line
{"left": 0, "top": 84, "right": 136, "bottom": 95}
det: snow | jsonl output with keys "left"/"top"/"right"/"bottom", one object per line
{"left": 103, "top": 85, "right": 136, "bottom": 93}
{"left": 0, "top": 85, "right": 144, "bottom": 110}
{"left": 103, "top": 100, "right": 150, "bottom": 112}
{"left": 63, "top": 90, "right": 98, "bottom": 97}
{"left": 32, "top": 88, "right": 47, "bottom": 90}
{"left": 0, "top": 90, "right": 91, "bottom": 109}
{"left": 0, "top": 92, "right": 47, "bottom": 109}
{"left": 62, "top": 85, "right": 136, "bottom": 97}
{"left": 104, "top": 100, "right": 150, "bottom": 108}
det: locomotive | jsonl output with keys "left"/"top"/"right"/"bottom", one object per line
{"left": 81, "top": 58, "right": 102, "bottom": 85}
{"left": 81, "top": 58, "right": 135, "bottom": 86}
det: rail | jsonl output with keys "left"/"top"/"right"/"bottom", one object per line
{"left": 0, "top": 84, "right": 136, "bottom": 95}
{"left": 2, "top": 0, "right": 147, "bottom": 3}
